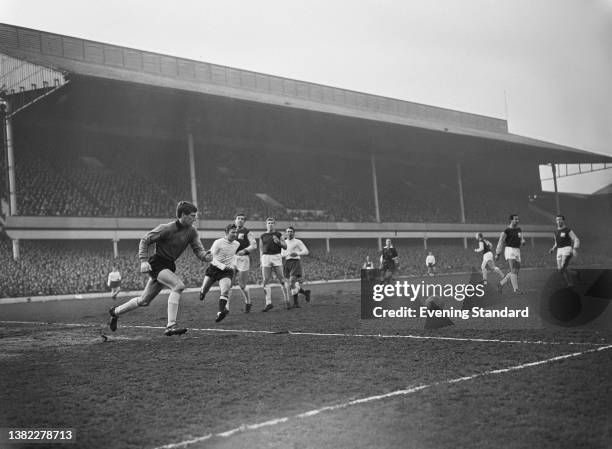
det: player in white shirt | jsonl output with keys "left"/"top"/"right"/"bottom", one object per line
{"left": 362, "top": 256, "right": 375, "bottom": 269}
{"left": 199, "top": 224, "right": 240, "bottom": 323}
{"left": 281, "top": 227, "right": 311, "bottom": 308}
{"left": 107, "top": 266, "right": 122, "bottom": 299}
{"left": 474, "top": 232, "right": 504, "bottom": 285}
{"left": 425, "top": 252, "right": 436, "bottom": 276}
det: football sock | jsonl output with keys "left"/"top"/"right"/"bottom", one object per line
{"left": 167, "top": 292, "right": 180, "bottom": 327}
{"left": 510, "top": 273, "right": 519, "bottom": 291}
{"left": 494, "top": 267, "right": 504, "bottom": 278}
{"left": 115, "top": 297, "right": 139, "bottom": 315}
{"left": 482, "top": 270, "right": 488, "bottom": 281}
{"left": 219, "top": 297, "right": 228, "bottom": 312}
{"left": 500, "top": 273, "right": 511, "bottom": 286}
{"left": 239, "top": 286, "right": 250, "bottom": 304}
{"left": 264, "top": 286, "right": 272, "bottom": 305}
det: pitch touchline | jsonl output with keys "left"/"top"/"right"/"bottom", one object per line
{"left": 0, "top": 320, "right": 604, "bottom": 346}
{"left": 153, "top": 344, "right": 612, "bottom": 449}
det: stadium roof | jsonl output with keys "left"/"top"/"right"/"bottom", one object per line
{"left": 1, "top": 22, "right": 609, "bottom": 164}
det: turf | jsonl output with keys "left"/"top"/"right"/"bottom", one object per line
{"left": 1, "top": 272, "right": 611, "bottom": 449}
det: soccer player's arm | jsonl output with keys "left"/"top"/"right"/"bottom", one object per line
{"left": 138, "top": 224, "right": 167, "bottom": 271}
{"left": 569, "top": 231, "right": 580, "bottom": 255}
{"left": 189, "top": 231, "right": 211, "bottom": 262}
{"left": 107, "top": 273, "right": 112, "bottom": 287}
{"left": 279, "top": 233, "right": 288, "bottom": 249}
{"left": 298, "top": 240, "right": 309, "bottom": 257}
{"left": 240, "top": 236, "right": 258, "bottom": 256}
{"left": 549, "top": 234, "right": 557, "bottom": 254}
{"left": 475, "top": 241, "right": 484, "bottom": 253}
{"left": 392, "top": 249, "right": 399, "bottom": 264}
{"left": 495, "top": 232, "right": 506, "bottom": 260}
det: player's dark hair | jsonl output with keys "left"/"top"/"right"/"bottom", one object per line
{"left": 556, "top": 214, "right": 565, "bottom": 220}
{"left": 225, "top": 223, "right": 237, "bottom": 233}
{"left": 508, "top": 214, "right": 519, "bottom": 222}
{"left": 286, "top": 226, "right": 295, "bottom": 232}
{"left": 266, "top": 217, "right": 275, "bottom": 222}
{"left": 235, "top": 213, "right": 246, "bottom": 219}
{"left": 477, "top": 232, "right": 483, "bottom": 238}
{"left": 176, "top": 201, "right": 198, "bottom": 218}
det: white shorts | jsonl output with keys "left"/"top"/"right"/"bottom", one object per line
{"left": 504, "top": 247, "right": 521, "bottom": 263}
{"left": 235, "top": 255, "right": 250, "bottom": 272}
{"left": 481, "top": 252, "right": 494, "bottom": 270}
{"left": 556, "top": 246, "right": 573, "bottom": 261}
{"left": 261, "top": 254, "right": 283, "bottom": 268}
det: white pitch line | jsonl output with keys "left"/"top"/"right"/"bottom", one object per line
{"left": 0, "top": 320, "right": 605, "bottom": 346}
{"left": 153, "top": 344, "right": 612, "bottom": 449}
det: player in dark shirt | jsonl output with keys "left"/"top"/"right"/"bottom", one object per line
{"left": 108, "top": 201, "right": 212, "bottom": 336}
{"left": 548, "top": 214, "right": 580, "bottom": 286}
{"left": 495, "top": 214, "right": 526, "bottom": 294}
{"left": 232, "top": 213, "right": 258, "bottom": 312}
{"left": 380, "top": 238, "right": 399, "bottom": 284}
{"left": 474, "top": 232, "right": 504, "bottom": 285}
{"left": 260, "top": 217, "right": 289, "bottom": 311}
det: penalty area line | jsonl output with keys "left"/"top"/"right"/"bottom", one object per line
{"left": 153, "top": 344, "right": 612, "bottom": 449}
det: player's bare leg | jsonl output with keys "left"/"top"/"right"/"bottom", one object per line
{"left": 272, "top": 265, "right": 290, "bottom": 309}
{"left": 286, "top": 276, "right": 300, "bottom": 308}
{"left": 157, "top": 269, "right": 188, "bottom": 334}
{"left": 215, "top": 277, "right": 232, "bottom": 323}
{"left": 262, "top": 266, "right": 274, "bottom": 312}
{"left": 506, "top": 260, "right": 522, "bottom": 294}
{"left": 236, "top": 270, "right": 251, "bottom": 312}
{"left": 199, "top": 276, "right": 215, "bottom": 302}
{"left": 558, "top": 254, "right": 575, "bottom": 286}
{"left": 484, "top": 260, "right": 504, "bottom": 285}
{"left": 109, "top": 278, "right": 163, "bottom": 331}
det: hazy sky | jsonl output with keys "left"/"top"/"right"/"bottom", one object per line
{"left": 1, "top": 0, "right": 612, "bottom": 158}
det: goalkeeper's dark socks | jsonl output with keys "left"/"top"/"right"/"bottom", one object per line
{"left": 219, "top": 297, "right": 228, "bottom": 312}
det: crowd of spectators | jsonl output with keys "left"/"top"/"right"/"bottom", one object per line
{"left": 8, "top": 133, "right": 565, "bottom": 224}
{"left": 2, "top": 237, "right": 610, "bottom": 298}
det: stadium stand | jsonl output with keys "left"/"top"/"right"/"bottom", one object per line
{"left": 2, "top": 236, "right": 610, "bottom": 298}
{"left": 10, "top": 132, "right": 561, "bottom": 224}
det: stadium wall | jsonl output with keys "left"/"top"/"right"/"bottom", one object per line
{"left": 4, "top": 216, "right": 554, "bottom": 240}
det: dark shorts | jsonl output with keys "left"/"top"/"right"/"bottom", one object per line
{"left": 149, "top": 255, "right": 176, "bottom": 280}
{"left": 109, "top": 281, "right": 121, "bottom": 288}
{"left": 382, "top": 262, "right": 396, "bottom": 271}
{"left": 427, "top": 263, "right": 436, "bottom": 268}
{"left": 283, "top": 259, "right": 303, "bottom": 279}
{"left": 205, "top": 264, "right": 235, "bottom": 284}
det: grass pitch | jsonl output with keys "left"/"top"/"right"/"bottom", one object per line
{"left": 1, "top": 272, "right": 611, "bottom": 449}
